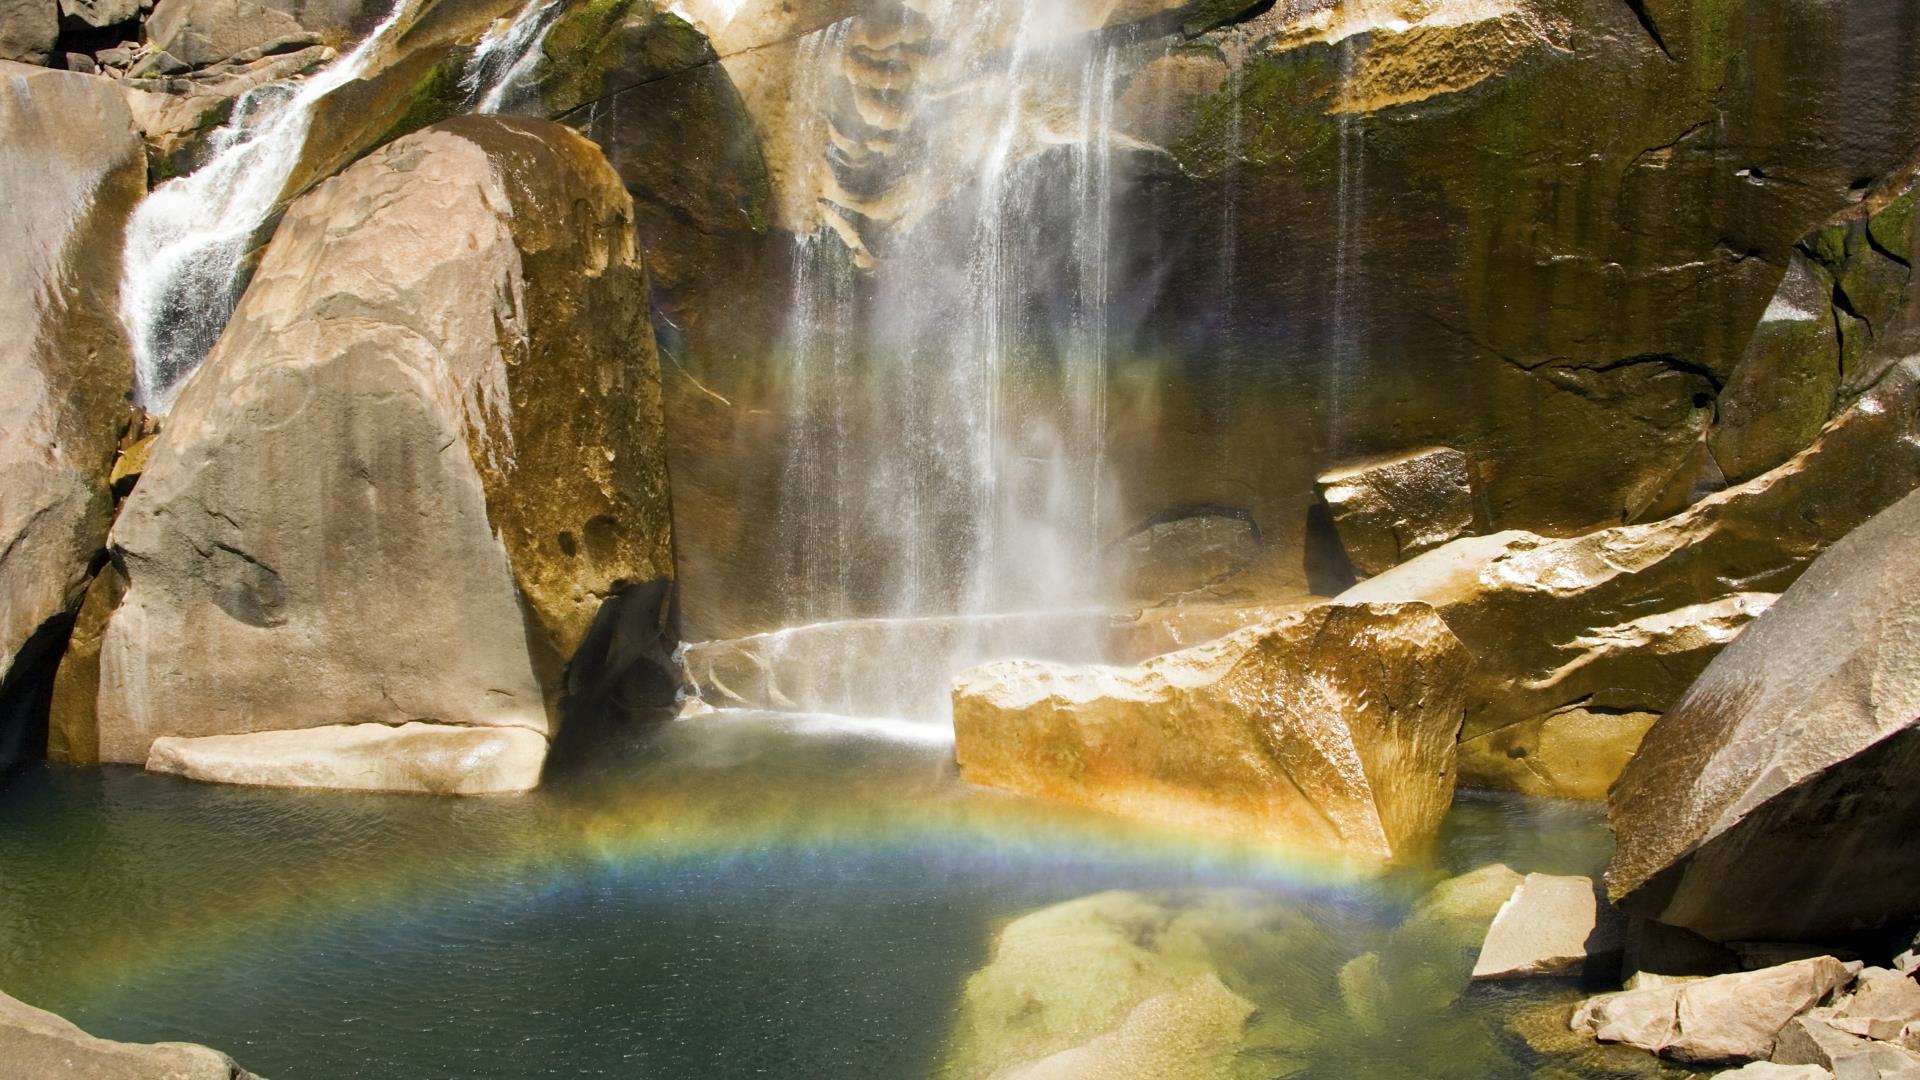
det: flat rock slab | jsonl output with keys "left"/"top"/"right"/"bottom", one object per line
{"left": 1473, "top": 873, "right": 1621, "bottom": 980}
{"left": 1, "top": 987, "right": 257, "bottom": 1079}
{"left": 1713, "top": 1064, "right": 1834, "bottom": 1079}
{"left": 147, "top": 722, "right": 546, "bottom": 794}
{"left": 1574, "top": 955, "right": 1859, "bottom": 1064}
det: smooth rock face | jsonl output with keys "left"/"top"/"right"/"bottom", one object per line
{"left": 0, "top": 987, "right": 258, "bottom": 1080}
{"left": 952, "top": 602, "right": 1471, "bottom": 858}
{"left": 1573, "top": 956, "right": 1859, "bottom": 1064}
{"left": 1472, "top": 873, "right": 1621, "bottom": 981}
{"left": 1317, "top": 447, "right": 1477, "bottom": 578}
{"left": 0, "top": 63, "right": 143, "bottom": 766}
{"left": 1343, "top": 356, "right": 1920, "bottom": 796}
{"left": 1607, "top": 487, "right": 1920, "bottom": 942}
{"left": 1713, "top": 1064, "right": 1834, "bottom": 1080}
{"left": 147, "top": 722, "right": 547, "bottom": 794}
{"left": 96, "top": 118, "right": 671, "bottom": 782}
{"left": 1457, "top": 708, "right": 1658, "bottom": 801}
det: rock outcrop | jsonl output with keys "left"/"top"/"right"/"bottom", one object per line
{"left": 1, "top": 987, "right": 259, "bottom": 1080}
{"left": 88, "top": 117, "right": 672, "bottom": 790}
{"left": 1342, "top": 355, "right": 1920, "bottom": 797}
{"left": 147, "top": 721, "right": 547, "bottom": 793}
{"left": 0, "top": 0, "right": 56, "bottom": 64}
{"left": 952, "top": 601, "right": 1470, "bottom": 858}
{"left": 1317, "top": 447, "right": 1478, "bottom": 578}
{"left": 1607, "top": 487, "right": 1920, "bottom": 942}
{"left": 0, "top": 63, "right": 144, "bottom": 769}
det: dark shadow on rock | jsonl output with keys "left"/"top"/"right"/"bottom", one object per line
{"left": 544, "top": 578, "right": 681, "bottom": 777}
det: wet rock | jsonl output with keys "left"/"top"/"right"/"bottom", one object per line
{"left": 994, "top": 973, "right": 1254, "bottom": 1080}
{"left": 1710, "top": 253, "right": 1844, "bottom": 485}
{"left": 0, "top": 0, "right": 55, "bottom": 64}
{"left": 95, "top": 118, "right": 672, "bottom": 786}
{"left": 0, "top": 986, "right": 259, "bottom": 1079}
{"left": 953, "top": 601, "right": 1471, "bottom": 858}
{"left": 1343, "top": 864, "right": 1523, "bottom": 1026}
{"left": 1342, "top": 355, "right": 1920, "bottom": 798}
{"left": 1317, "top": 447, "right": 1477, "bottom": 578}
{"left": 1472, "top": 873, "right": 1622, "bottom": 981}
{"left": 1573, "top": 955, "right": 1859, "bottom": 1064}
{"left": 1457, "top": 707, "right": 1657, "bottom": 801}
{"left": 1607, "top": 485, "right": 1920, "bottom": 942}
{"left": 1117, "top": 509, "right": 1263, "bottom": 604}
{"left": 0, "top": 62, "right": 143, "bottom": 766}
{"left": 147, "top": 721, "right": 547, "bottom": 794}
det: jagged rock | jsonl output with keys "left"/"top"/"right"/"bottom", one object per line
{"left": 1117, "top": 510, "right": 1263, "bottom": 604}
{"left": 1, "top": 987, "right": 259, "bottom": 1079}
{"left": 147, "top": 722, "right": 547, "bottom": 793}
{"left": 1774, "top": 1012, "right": 1920, "bottom": 1079}
{"left": 1710, "top": 253, "right": 1844, "bottom": 484}
{"left": 59, "top": 0, "right": 139, "bottom": 29}
{"left": 93, "top": 118, "right": 672, "bottom": 787}
{"left": 1830, "top": 968, "right": 1920, "bottom": 1042}
{"left": 1471, "top": 873, "right": 1622, "bottom": 981}
{"left": 1342, "top": 864, "right": 1524, "bottom": 1026}
{"left": 942, "top": 889, "right": 1325, "bottom": 1080}
{"left": 0, "top": 63, "right": 143, "bottom": 768}
{"left": 1317, "top": 447, "right": 1477, "bottom": 577}
{"left": 1508, "top": 998, "right": 1693, "bottom": 1079}
{"left": 952, "top": 601, "right": 1470, "bottom": 857}
{"left": 1457, "top": 707, "right": 1658, "bottom": 801}
{"left": 1343, "top": 356, "right": 1920, "bottom": 797}
{"left": 1714, "top": 1065, "right": 1834, "bottom": 1080}
{"left": 1573, "top": 956, "right": 1859, "bottom": 1064}
{"left": 0, "top": 0, "right": 55, "bottom": 63}
{"left": 1607, "top": 486, "right": 1920, "bottom": 942}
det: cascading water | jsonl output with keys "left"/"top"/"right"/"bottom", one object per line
{"left": 461, "top": 0, "right": 564, "bottom": 114}
{"left": 118, "top": 0, "right": 422, "bottom": 410}
{"left": 724, "top": 0, "right": 1125, "bottom": 723}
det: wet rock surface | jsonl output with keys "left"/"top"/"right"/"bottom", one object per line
{"left": 0, "top": 987, "right": 259, "bottom": 1079}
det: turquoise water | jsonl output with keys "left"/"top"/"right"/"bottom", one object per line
{"left": 0, "top": 713, "right": 1619, "bottom": 1078}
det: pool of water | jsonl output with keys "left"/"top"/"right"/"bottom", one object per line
{"left": 0, "top": 712, "right": 1622, "bottom": 1079}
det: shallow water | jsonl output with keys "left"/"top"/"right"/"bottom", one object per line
{"left": 0, "top": 713, "right": 1617, "bottom": 1079}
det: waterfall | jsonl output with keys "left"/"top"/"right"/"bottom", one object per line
{"left": 118, "top": 0, "right": 421, "bottom": 410}
{"left": 749, "top": 0, "right": 1123, "bottom": 722}
{"left": 462, "top": 0, "right": 563, "bottom": 114}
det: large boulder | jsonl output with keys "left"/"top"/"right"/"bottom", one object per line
{"left": 1606, "top": 487, "right": 1920, "bottom": 942}
{"left": 1340, "top": 863, "right": 1524, "bottom": 1028}
{"left": 1471, "top": 873, "right": 1622, "bottom": 982}
{"left": 1, "top": 987, "right": 258, "bottom": 1080}
{"left": 1342, "top": 355, "right": 1920, "bottom": 797}
{"left": 90, "top": 117, "right": 673, "bottom": 789}
{"left": 952, "top": 601, "right": 1470, "bottom": 858}
{"left": 0, "top": 0, "right": 56, "bottom": 63}
{"left": 0, "top": 64, "right": 143, "bottom": 769}
{"left": 1573, "top": 955, "right": 1860, "bottom": 1064}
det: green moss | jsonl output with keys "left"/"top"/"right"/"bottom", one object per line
{"left": 1174, "top": 45, "right": 1339, "bottom": 176}
{"left": 1870, "top": 180, "right": 1918, "bottom": 265}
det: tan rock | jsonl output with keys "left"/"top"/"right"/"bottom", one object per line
{"left": 96, "top": 118, "right": 671, "bottom": 780}
{"left": 0, "top": 63, "right": 143, "bottom": 765}
{"left": 1831, "top": 969, "right": 1920, "bottom": 1043}
{"left": 1608, "top": 484, "right": 1920, "bottom": 942}
{"left": 1317, "top": 446, "right": 1478, "bottom": 578}
{"left": 1573, "top": 956, "right": 1859, "bottom": 1064}
{"left": 1773, "top": 1012, "right": 1920, "bottom": 1079}
{"left": 995, "top": 974, "right": 1254, "bottom": 1080}
{"left": 1714, "top": 1064, "right": 1834, "bottom": 1080}
{"left": 0, "top": 986, "right": 258, "bottom": 1080}
{"left": 147, "top": 722, "right": 547, "bottom": 794}
{"left": 1342, "top": 863, "right": 1522, "bottom": 1026}
{"left": 952, "top": 601, "right": 1471, "bottom": 858}
{"left": 1457, "top": 707, "right": 1657, "bottom": 801}
{"left": 0, "top": 0, "right": 55, "bottom": 63}
{"left": 1472, "top": 873, "right": 1621, "bottom": 981}
{"left": 1342, "top": 356, "right": 1920, "bottom": 767}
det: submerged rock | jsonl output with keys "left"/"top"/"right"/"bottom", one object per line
{"left": 1607, "top": 487, "right": 1920, "bottom": 942}
{"left": 952, "top": 601, "right": 1471, "bottom": 858}
{"left": 147, "top": 722, "right": 547, "bottom": 794}
{"left": 1343, "top": 357, "right": 1920, "bottom": 798}
{"left": 0, "top": 63, "right": 144, "bottom": 768}
{"left": 1341, "top": 863, "right": 1522, "bottom": 1027}
{"left": 0, "top": 986, "right": 259, "bottom": 1079}
{"left": 1572, "top": 955, "right": 1859, "bottom": 1064}
{"left": 92, "top": 117, "right": 672, "bottom": 787}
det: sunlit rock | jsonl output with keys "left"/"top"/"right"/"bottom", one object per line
{"left": 0, "top": 63, "right": 143, "bottom": 768}
{"left": 0, "top": 987, "right": 260, "bottom": 1080}
{"left": 147, "top": 722, "right": 547, "bottom": 794}
{"left": 1317, "top": 446, "right": 1477, "bottom": 578}
{"left": 953, "top": 602, "right": 1470, "bottom": 858}
{"left": 1573, "top": 956, "right": 1859, "bottom": 1064}
{"left": 1471, "top": 873, "right": 1621, "bottom": 981}
{"left": 1713, "top": 1063, "right": 1834, "bottom": 1080}
{"left": 1340, "top": 863, "right": 1521, "bottom": 1026}
{"left": 1456, "top": 707, "right": 1657, "bottom": 802}
{"left": 94, "top": 118, "right": 672, "bottom": 785}
{"left": 1773, "top": 1012, "right": 1920, "bottom": 1078}
{"left": 0, "top": 0, "right": 56, "bottom": 63}
{"left": 1342, "top": 357, "right": 1920, "bottom": 798}
{"left": 1607, "top": 487, "right": 1920, "bottom": 943}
